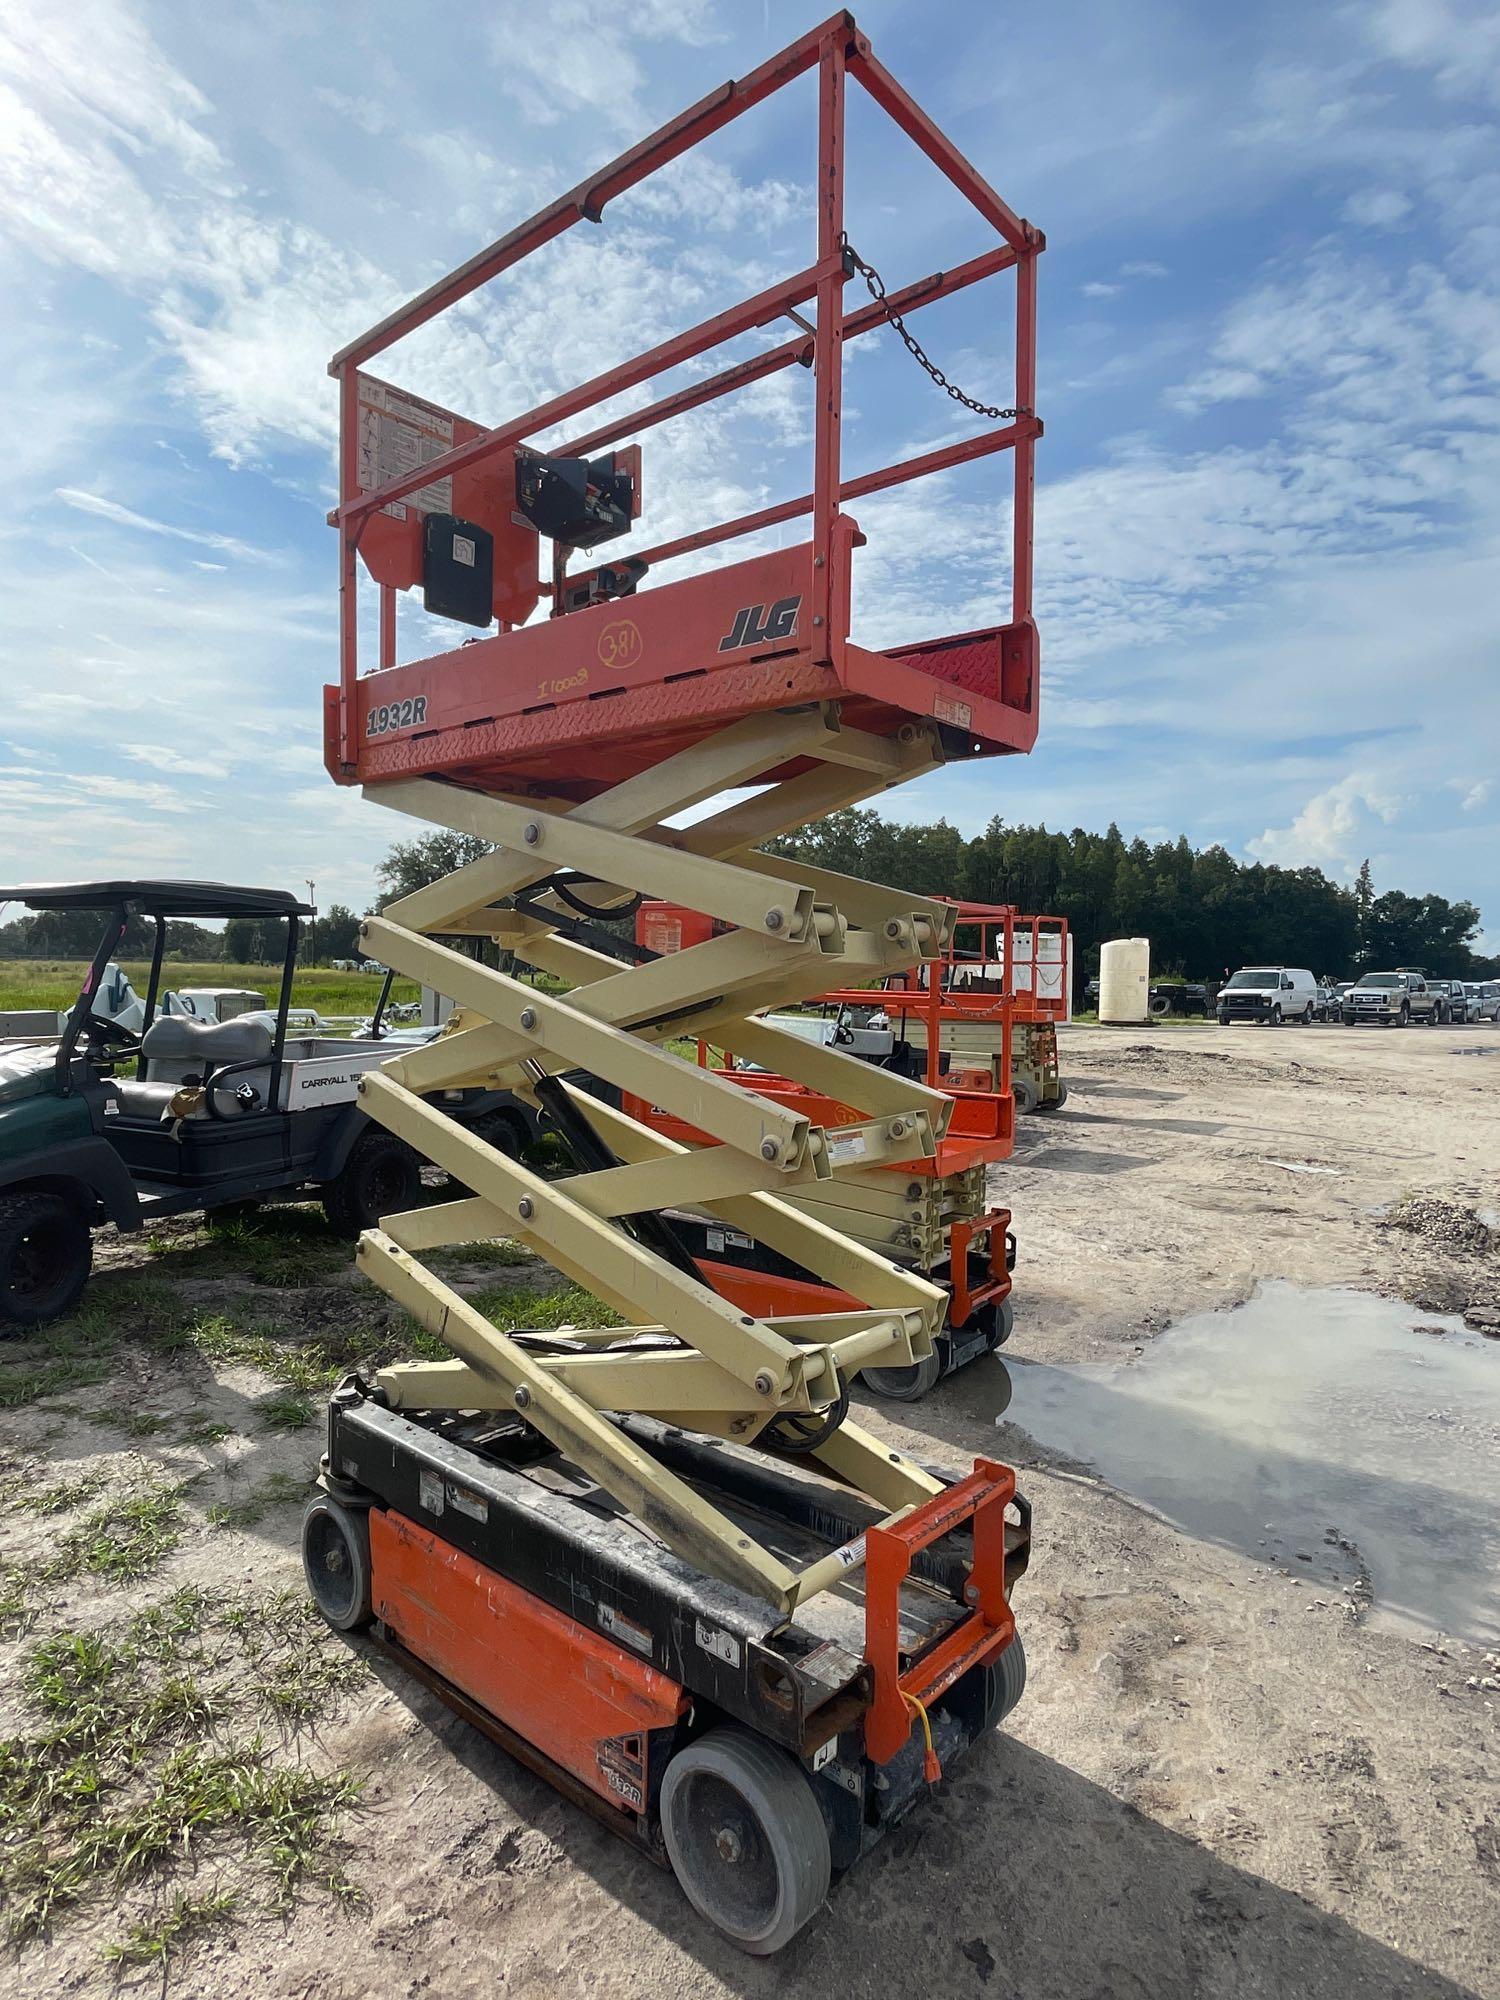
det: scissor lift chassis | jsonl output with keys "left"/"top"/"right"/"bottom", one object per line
{"left": 310, "top": 9, "right": 1045, "bottom": 1954}
{"left": 317, "top": 1387, "right": 1029, "bottom": 1914}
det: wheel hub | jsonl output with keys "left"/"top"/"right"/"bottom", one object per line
{"left": 713, "top": 1824, "right": 744, "bottom": 1864}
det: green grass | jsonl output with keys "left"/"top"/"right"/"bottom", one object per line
{"left": 0, "top": 957, "right": 418, "bottom": 1019}
{"left": 182, "top": 1415, "right": 234, "bottom": 1446}
{"left": 207, "top": 1471, "right": 309, "bottom": 1532}
{"left": 253, "top": 1391, "right": 315, "bottom": 1433}
{"left": 101, "top": 1888, "right": 239, "bottom": 1967}
{"left": 468, "top": 1281, "right": 622, "bottom": 1332}
{"left": 0, "top": 1586, "right": 366, "bottom": 1948}
{"left": 425, "top": 1237, "right": 534, "bottom": 1272}
{"left": 17, "top": 1473, "right": 105, "bottom": 1516}
{"left": 46, "top": 1483, "right": 189, "bottom": 1585}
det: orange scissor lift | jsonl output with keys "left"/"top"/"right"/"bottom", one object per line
{"left": 859, "top": 901, "right": 1072, "bottom": 1113}
{"left": 622, "top": 897, "right": 1019, "bottom": 1400}
{"left": 303, "top": 14, "right": 1043, "bottom": 1952}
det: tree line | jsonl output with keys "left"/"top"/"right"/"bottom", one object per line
{"left": 4, "top": 817, "right": 1490, "bottom": 980}
{"left": 763, "top": 813, "right": 1496, "bottom": 980}
{"left": 0, "top": 905, "right": 366, "bottom": 967}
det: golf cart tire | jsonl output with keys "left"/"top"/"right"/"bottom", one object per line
{"left": 447, "top": 1106, "right": 529, "bottom": 1198}
{"left": 0, "top": 1190, "right": 92, "bottom": 1331}
{"left": 321, "top": 1130, "right": 423, "bottom": 1239}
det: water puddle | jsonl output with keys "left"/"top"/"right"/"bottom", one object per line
{"left": 1003, "top": 1281, "right": 1500, "bottom": 1644}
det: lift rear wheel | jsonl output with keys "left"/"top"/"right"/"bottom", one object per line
{"left": 862, "top": 1344, "right": 944, "bottom": 1402}
{"left": 301, "top": 1494, "right": 372, "bottom": 1631}
{"left": 1012, "top": 1076, "right": 1039, "bottom": 1115}
{"left": 982, "top": 1630, "right": 1027, "bottom": 1732}
{"left": 661, "top": 1728, "right": 830, "bottom": 1954}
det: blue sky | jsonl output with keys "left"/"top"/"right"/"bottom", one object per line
{"left": 1, "top": 1, "right": 1496, "bottom": 943}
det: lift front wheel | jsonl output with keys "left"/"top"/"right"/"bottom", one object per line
{"left": 862, "top": 1345, "right": 944, "bottom": 1402}
{"left": 661, "top": 1727, "right": 831, "bottom": 1955}
{"left": 1012, "top": 1077, "right": 1039, "bottom": 1115}
{"left": 301, "top": 1494, "right": 373, "bottom": 1631}
{"left": 982, "top": 1630, "right": 1028, "bottom": 1731}
{"left": 987, "top": 1296, "right": 1016, "bottom": 1348}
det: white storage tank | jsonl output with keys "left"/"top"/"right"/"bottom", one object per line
{"left": 1099, "top": 937, "right": 1150, "bottom": 1023}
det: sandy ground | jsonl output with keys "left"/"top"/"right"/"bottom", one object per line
{"left": 2, "top": 1019, "right": 1498, "bottom": 1997}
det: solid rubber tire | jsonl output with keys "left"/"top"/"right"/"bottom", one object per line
{"left": 660, "top": 1727, "right": 830, "bottom": 1955}
{"left": 301, "top": 1494, "right": 372, "bottom": 1631}
{"left": 1012, "top": 1076, "right": 1039, "bottom": 1115}
{"left": 864, "top": 1344, "right": 945, "bottom": 1402}
{"left": 987, "top": 1295, "right": 1016, "bottom": 1348}
{"left": 982, "top": 1630, "right": 1028, "bottom": 1731}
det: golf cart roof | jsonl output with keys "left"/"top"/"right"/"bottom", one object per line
{"left": 0, "top": 881, "right": 314, "bottom": 920}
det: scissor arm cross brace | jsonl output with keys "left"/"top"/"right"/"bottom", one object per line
{"left": 353, "top": 706, "right": 959, "bottom": 1612}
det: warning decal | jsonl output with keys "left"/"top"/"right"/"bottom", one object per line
{"left": 357, "top": 376, "right": 456, "bottom": 522}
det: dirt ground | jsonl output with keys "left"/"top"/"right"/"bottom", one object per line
{"left": 2, "top": 1020, "right": 1497, "bottom": 1997}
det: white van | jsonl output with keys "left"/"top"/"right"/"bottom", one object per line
{"left": 1216, "top": 966, "right": 1319, "bottom": 1026}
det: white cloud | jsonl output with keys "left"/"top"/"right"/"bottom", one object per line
{"left": 54, "top": 487, "right": 267, "bottom": 560}
{"left": 1080, "top": 281, "right": 1121, "bottom": 299}
{"left": 1119, "top": 260, "right": 1169, "bottom": 279}
{"left": 488, "top": 0, "right": 721, "bottom": 129}
{"left": 1343, "top": 187, "right": 1414, "bottom": 227}
{"left": 1367, "top": 0, "right": 1500, "bottom": 109}
{"left": 1248, "top": 774, "right": 1403, "bottom": 876}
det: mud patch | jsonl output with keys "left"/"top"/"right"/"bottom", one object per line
{"left": 1377, "top": 1196, "right": 1496, "bottom": 1254}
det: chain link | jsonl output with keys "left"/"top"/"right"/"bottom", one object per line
{"left": 840, "top": 234, "right": 1026, "bottom": 421}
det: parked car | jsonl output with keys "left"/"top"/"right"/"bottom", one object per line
{"left": 1216, "top": 966, "right": 1319, "bottom": 1026}
{"left": 1469, "top": 980, "right": 1500, "bottom": 1023}
{"left": 1340, "top": 970, "right": 1439, "bottom": 1027}
{"left": 1147, "top": 982, "right": 1210, "bottom": 1018}
{"left": 1434, "top": 979, "right": 1470, "bottom": 1023}
{"left": 1314, "top": 982, "right": 1348, "bottom": 1021}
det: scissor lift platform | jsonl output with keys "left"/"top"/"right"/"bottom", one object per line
{"left": 310, "top": 8, "right": 1044, "bottom": 1953}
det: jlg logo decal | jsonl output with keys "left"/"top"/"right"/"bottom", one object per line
{"left": 718, "top": 595, "right": 802, "bottom": 653}
{"left": 597, "top": 619, "right": 643, "bottom": 669}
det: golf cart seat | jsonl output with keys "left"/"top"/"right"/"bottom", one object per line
{"left": 113, "top": 1015, "right": 275, "bottom": 1121}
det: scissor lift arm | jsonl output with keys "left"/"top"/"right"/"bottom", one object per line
{"left": 322, "top": 11, "right": 1042, "bottom": 1621}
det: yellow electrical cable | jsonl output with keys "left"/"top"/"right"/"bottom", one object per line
{"left": 902, "top": 1690, "right": 941, "bottom": 1781}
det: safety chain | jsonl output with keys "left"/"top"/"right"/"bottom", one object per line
{"left": 841, "top": 234, "right": 1028, "bottom": 421}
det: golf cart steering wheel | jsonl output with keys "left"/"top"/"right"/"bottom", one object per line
{"left": 80, "top": 1013, "right": 142, "bottom": 1055}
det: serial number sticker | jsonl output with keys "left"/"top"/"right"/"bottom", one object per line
{"left": 705, "top": 1229, "right": 726, "bottom": 1253}
{"left": 418, "top": 1468, "right": 444, "bottom": 1516}
{"left": 694, "top": 1619, "right": 742, "bottom": 1668}
{"left": 599, "top": 1604, "right": 653, "bottom": 1657}
{"left": 366, "top": 695, "right": 429, "bottom": 738}
{"left": 825, "top": 1130, "right": 868, "bottom": 1165}
{"left": 933, "top": 692, "right": 973, "bottom": 729}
